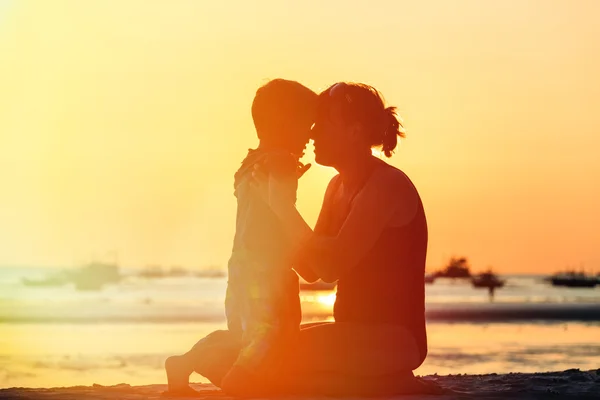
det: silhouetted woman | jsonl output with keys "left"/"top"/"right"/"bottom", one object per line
{"left": 234, "top": 82, "right": 429, "bottom": 396}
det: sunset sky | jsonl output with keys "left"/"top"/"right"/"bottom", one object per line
{"left": 1, "top": 0, "right": 599, "bottom": 274}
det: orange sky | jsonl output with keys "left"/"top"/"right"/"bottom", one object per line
{"left": 1, "top": 1, "right": 599, "bottom": 274}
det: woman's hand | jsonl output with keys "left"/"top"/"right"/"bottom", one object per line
{"left": 250, "top": 154, "right": 311, "bottom": 213}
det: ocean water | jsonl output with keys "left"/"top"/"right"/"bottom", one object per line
{"left": 1, "top": 266, "right": 599, "bottom": 388}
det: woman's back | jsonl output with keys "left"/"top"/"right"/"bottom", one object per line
{"left": 321, "top": 164, "right": 428, "bottom": 364}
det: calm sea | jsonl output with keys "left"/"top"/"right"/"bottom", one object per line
{"left": 1, "top": 266, "right": 599, "bottom": 388}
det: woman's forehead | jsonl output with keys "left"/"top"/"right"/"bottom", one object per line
{"left": 316, "top": 95, "right": 345, "bottom": 125}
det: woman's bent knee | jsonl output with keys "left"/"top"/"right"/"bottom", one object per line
{"left": 288, "top": 322, "right": 420, "bottom": 376}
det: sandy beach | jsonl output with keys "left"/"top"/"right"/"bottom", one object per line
{"left": 1, "top": 369, "right": 598, "bottom": 400}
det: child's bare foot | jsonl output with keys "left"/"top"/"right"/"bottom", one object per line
{"left": 165, "top": 355, "right": 193, "bottom": 393}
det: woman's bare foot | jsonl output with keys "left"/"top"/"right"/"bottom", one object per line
{"left": 161, "top": 385, "right": 200, "bottom": 398}
{"left": 165, "top": 355, "right": 194, "bottom": 393}
{"left": 221, "top": 365, "right": 267, "bottom": 397}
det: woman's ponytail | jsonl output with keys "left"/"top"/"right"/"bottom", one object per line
{"left": 381, "top": 106, "right": 405, "bottom": 157}
{"left": 323, "top": 82, "right": 405, "bottom": 158}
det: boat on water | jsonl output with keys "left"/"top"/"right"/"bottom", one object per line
{"left": 549, "top": 272, "right": 597, "bottom": 288}
{"left": 138, "top": 265, "right": 168, "bottom": 279}
{"left": 193, "top": 267, "right": 226, "bottom": 278}
{"left": 471, "top": 271, "right": 505, "bottom": 289}
{"left": 434, "top": 257, "right": 472, "bottom": 278}
{"left": 138, "top": 265, "right": 226, "bottom": 279}
{"left": 70, "top": 262, "right": 121, "bottom": 290}
{"left": 22, "top": 273, "right": 69, "bottom": 287}
{"left": 22, "top": 261, "right": 122, "bottom": 291}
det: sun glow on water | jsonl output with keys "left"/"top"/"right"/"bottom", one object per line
{"left": 299, "top": 292, "right": 336, "bottom": 308}
{"left": 317, "top": 292, "right": 336, "bottom": 307}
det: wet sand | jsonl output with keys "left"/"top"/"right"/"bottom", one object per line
{"left": 1, "top": 369, "right": 598, "bottom": 399}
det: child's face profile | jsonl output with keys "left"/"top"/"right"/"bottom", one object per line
{"left": 283, "top": 108, "right": 315, "bottom": 156}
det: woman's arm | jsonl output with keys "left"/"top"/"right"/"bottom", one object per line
{"left": 289, "top": 175, "right": 340, "bottom": 283}
{"left": 270, "top": 167, "right": 418, "bottom": 283}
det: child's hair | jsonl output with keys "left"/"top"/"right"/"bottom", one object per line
{"left": 252, "top": 79, "right": 318, "bottom": 141}
{"left": 318, "top": 82, "right": 405, "bottom": 157}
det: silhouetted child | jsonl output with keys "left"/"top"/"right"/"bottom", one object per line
{"left": 164, "top": 79, "right": 317, "bottom": 396}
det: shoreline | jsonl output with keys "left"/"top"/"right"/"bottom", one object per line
{"left": 3, "top": 302, "right": 600, "bottom": 324}
{"left": 2, "top": 369, "right": 598, "bottom": 399}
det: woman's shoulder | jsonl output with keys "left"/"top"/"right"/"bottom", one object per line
{"left": 371, "top": 161, "right": 416, "bottom": 194}
{"left": 326, "top": 173, "right": 342, "bottom": 186}
{"left": 370, "top": 162, "right": 421, "bottom": 226}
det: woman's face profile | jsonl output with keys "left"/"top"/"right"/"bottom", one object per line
{"left": 311, "top": 103, "right": 349, "bottom": 167}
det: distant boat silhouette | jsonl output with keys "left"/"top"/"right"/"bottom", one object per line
{"left": 434, "top": 257, "right": 472, "bottom": 278}
{"left": 193, "top": 267, "right": 226, "bottom": 278}
{"left": 139, "top": 265, "right": 226, "bottom": 279}
{"left": 424, "top": 273, "right": 436, "bottom": 284}
{"left": 22, "top": 261, "right": 121, "bottom": 291}
{"left": 71, "top": 262, "right": 121, "bottom": 290}
{"left": 549, "top": 271, "right": 597, "bottom": 288}
{"left": 138, "top": 265, "right": 168, "bottom": 279}
{"left": 165, "top": 266, "right": 189, "bottom": 277}
{"left": 471, "top": 270, "right": 505, "bottom": 289}
{"left": 22, "top": 273, "right": 69, "bottom": 287}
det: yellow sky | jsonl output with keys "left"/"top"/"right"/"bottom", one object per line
{"left": 1, "top": 0, "right": 599, "bottom": 273}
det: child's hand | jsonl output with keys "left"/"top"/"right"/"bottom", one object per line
{"left": 297, "top": 162, "right": 311, "bottom": 178}
{"left": 249, "top": 163, "right": 269, "bottom": 205}
{"left": 250, "top": 161, "right": 296, "bottom": 212}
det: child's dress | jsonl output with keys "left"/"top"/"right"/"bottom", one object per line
{"left": 226, "top": 148, "right": 302, "bottom": 377}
